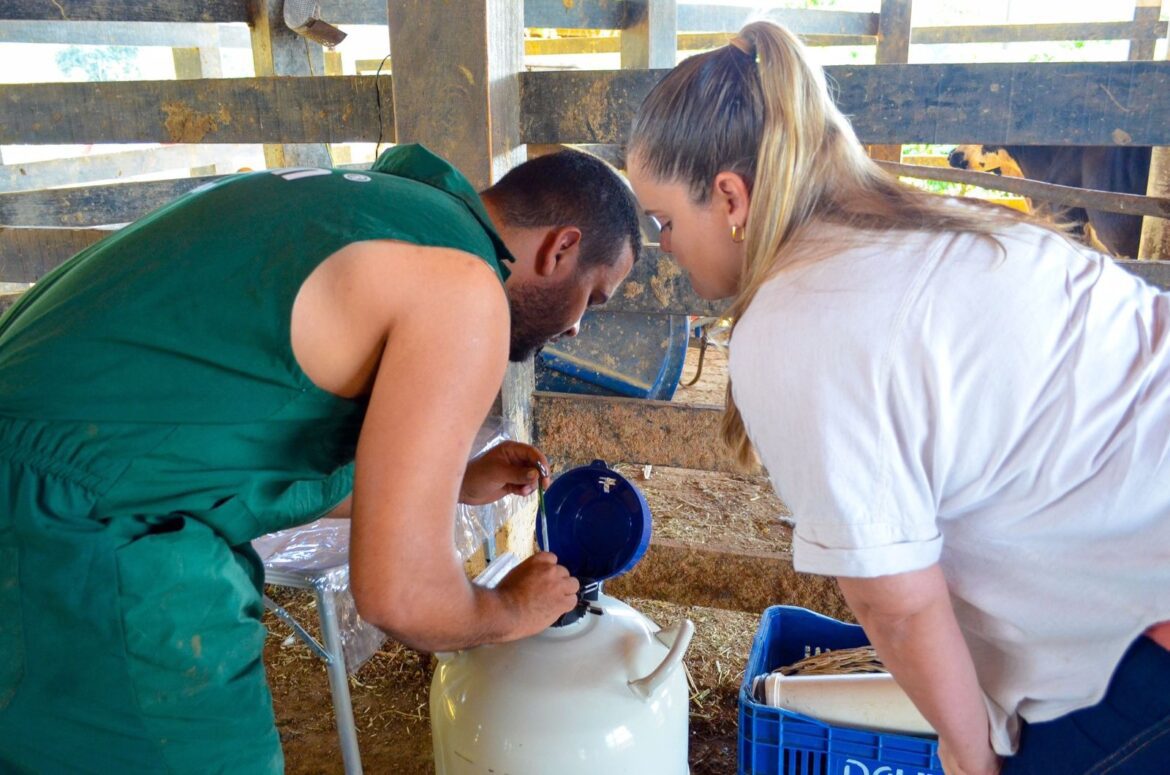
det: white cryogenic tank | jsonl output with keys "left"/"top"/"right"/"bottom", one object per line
{"left": 430, "top": 460, "right": 694, "bottom": 774}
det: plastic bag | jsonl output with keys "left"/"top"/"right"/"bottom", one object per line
{"left": 253, "top": 415, "right": 531, "bottom": 671}
{"left": 254, "top": 518, "right": 387, "bottom": 672}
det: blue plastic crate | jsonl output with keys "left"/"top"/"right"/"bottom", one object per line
{"left": 739, "top": 606, "right": 943, "bottom": 775}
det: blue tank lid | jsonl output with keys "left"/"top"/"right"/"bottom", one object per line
{"left": 536, "top": 459, "right": 652, "bottom": 584}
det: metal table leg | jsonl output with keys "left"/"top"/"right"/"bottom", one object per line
{"left": 313, "top": 583, "right": 364, "bottom": 775}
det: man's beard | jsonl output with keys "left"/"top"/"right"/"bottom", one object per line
{"left": 507, "top": 279, "right": 574, "bottom": 362}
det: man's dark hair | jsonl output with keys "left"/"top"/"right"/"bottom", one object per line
{"left": 482, "top": 149, "right": 643, "bottom": 269}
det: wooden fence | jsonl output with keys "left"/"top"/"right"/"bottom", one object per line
{"left": 2, "top": 0, "right": 1170, "bottom": 609}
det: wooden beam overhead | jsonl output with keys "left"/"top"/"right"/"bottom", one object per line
{"left": 521, "top": 62, "right": 1170, "bottom": 146}
{"left": 0, "top": 1, "right": 250, "bottom": 23}
{"left": 0, "top": 75, "right": 394, "bottom": 145}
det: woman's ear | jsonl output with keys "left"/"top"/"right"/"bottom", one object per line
{"left": 713, "top": 171, "right": 752, "bottom": 228}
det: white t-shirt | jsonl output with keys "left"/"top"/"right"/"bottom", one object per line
{"left": 729, "top": 222, "right": 1170, "bottom": 755}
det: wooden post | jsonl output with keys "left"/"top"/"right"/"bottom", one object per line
{"left": 171, "top": 47, "right": 217, "bottom": 177}
{"left": 322, "top": 50, "right": 351, "bottom": 164}
{"left": 388, "top": 0, "right": 535, "bottom": 563}
{"left": 388, "top": 0, "right": 523, "bottom": 190}
{"left": 620, "top": 0, "right": 678, "bottom": 70}
{"left": 1129, "top": 0, "right": 1161, "bottom": 61}
{"left": 248, "top": 0, "right": 331, "bottom": 168}
{"left": 1140, "top": 2, "right": 1170, "bottom": 260}
{"left": 868, "top": 0, "right": 912, "bottom": 163}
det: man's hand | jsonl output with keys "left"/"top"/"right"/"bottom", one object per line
{"left": 460, "top": 441, "right": 552, "bottom": 505}
{"left": 494, "top": 552, "right": 580, "bottom": 640}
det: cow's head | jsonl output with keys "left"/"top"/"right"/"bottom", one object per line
{"left": 947, "top": 145, "right": 1024, "bottom": 177}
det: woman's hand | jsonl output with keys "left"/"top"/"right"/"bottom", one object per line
{"left": 459, "top": 441, "right": 552, "bottom": 505}
{"left": 939, "top": 738, "right": 1002, "bottom": 775}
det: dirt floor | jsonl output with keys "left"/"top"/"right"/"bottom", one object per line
{"left": 264, "top": 344, "right": 791, "bottom": 773}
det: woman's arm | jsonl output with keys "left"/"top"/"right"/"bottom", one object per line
{"left": 837, "top": 565, "right": 1001, "bottom": 775}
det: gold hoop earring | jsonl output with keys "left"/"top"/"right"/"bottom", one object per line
{"left": 731, "top": 224, "right": 746, "bottom": 243}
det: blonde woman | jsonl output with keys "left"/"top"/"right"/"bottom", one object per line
{"left": 627, "top": 21, "right": 1170, "bottom": 775}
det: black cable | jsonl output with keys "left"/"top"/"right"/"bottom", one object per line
{"left": 373, "top": 54, "right": 392, "bottom": 159}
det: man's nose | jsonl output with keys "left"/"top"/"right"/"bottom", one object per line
{"left": 563, "top": 320, "right": 581, "bottom": 338}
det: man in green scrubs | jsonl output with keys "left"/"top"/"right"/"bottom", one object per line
{"left": 0, "top": 145, "right": 640, "bottom": 773}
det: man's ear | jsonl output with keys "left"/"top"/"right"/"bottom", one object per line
{"left": 713, "top": 171, "right": 751, "bottom": 229}
{"left": 535, "top": 226, "right": 582, "bottom": 278}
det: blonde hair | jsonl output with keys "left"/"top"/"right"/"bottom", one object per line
{"left": 629, "top": 21, "right": 1049, "bottom": 469}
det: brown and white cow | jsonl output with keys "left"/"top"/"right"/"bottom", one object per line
{"left": 948, "top": 144, "right": 1151, "bottom": 257}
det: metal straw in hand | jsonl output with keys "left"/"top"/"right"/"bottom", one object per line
{"left": 536, "top": 461, "right": 550, "bottom": 553}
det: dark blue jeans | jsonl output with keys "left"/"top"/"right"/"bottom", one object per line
{"left": 1002, "top": 636, "right": 1170, "bottom": 774}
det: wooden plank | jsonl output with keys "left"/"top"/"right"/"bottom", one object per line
{"left": 875, "top": 0, "right": 911, "bottom": 63}
{"left": 522, "top": 0, "right": 630, "bottom": 30}
{"left": 607, "top": 537, "right": 851, "bottom": 619}
{"left": 1129, "top": 0, "right": 1163, "bottom": 61}
{"left": 525, "top": 31, "right": 874, "bottom": 56}
{"left": 0, "top": 161, "right": 372, "bottom": 227}
{"left": 1139, "top": 9, "right": 1170, "bottom": 260}
{"left": 605, "top": 247, "right": 722, "bottom": 316}
{"left": 868, "top": 0, "right": 912, "bottom": 163}
{"left": 676, "top": 6, "right": 878, "bottom": 36}
{"left": 621, "top": 0, "right": 677, "bottom": 70}
{"left": 320, "top": 0, "right": 636, "bottom": 30}
{"left": 0, "top": 76, "right": 394, "bottom": 145}
{"left": 520, "top": 62, "right": 1170, "bottom": 146}
{"left": 250, "top": 0, "right": 331, "bottom": 168}
{"left": 0, "top": 144, "right": 255, "bottom": 193}
{"left": 7, "top": 2, "right": 1157, "bottom": 43}
{"left": 0, "top": 177, "right": 212, "bottom": 227}
{"left": 0, "top": 0, "right": 249, "bottom": 22}
{"left": 878, "top": 161, "right": 1170, "bottom": 220}
{"left": 0, "top": 227, "right": 108, "bottom": 283}
{"left": 5, "top": 232, "right": 1165, "bottom": 304}
{"left": 1116, "top": 259, "right": 1170, "bottom": 288}
{"left": 912, "top": 20, "right": 1168, "bottom": 46}
{"left": 389, "top": 0, "right": 533, "bottom": 562}
{"left": 0, "top": 20, "right": 251, "bottom": 47}
{"left": 533, "top": 392, "right": 747, "bottom": 473}
{"left": 173, "top": 48, "right": 218, "bottom": 176}
{"left": 0, "top": 1, "right": 870, "bottom": 33}
{"left": 526, "top": 143, "right": 626, "bottom": 169}
{"left": 389, "top": 1, "right": 523, "bottom": 190}
{"left": 0, "top": 291, "right": 24, "bottom": 316}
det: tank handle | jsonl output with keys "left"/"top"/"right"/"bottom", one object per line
{"left": 628, "top": 619, "right": 695, "bottom": 702}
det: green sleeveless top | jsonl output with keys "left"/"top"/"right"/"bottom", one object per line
{"left": 0, "top": 144, "right": 512, "bottom": 545}
{"left": 0, "top": 146, "right": 515, "bottom": 772}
